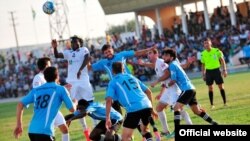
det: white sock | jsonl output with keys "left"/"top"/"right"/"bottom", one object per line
{"left": 157, "top": 111, "right": 169, "bottom": 132}
{"left": 180, "top": 110, "right": 193, "bottom": 125}
{"left": 79, "top": 117, "right": 88, "bottom": 130}
{"left": 62, "top": 133, "right": 69, "bottom": 141}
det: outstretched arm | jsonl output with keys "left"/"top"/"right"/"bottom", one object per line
{"left": 135, "top": 45, "right": 157, "bottom": 57}
{"left": 137, "top": 59, "right": 155, "bottom": 69}
{"left": 64, "top": 110, "right": 88, "bottom": 126}
{"left": 51, "top": 39, "right": 64, "bottom": 58}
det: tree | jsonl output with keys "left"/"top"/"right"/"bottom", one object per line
{"left": 107, "top": 20, "right": 135, "bottom": 34}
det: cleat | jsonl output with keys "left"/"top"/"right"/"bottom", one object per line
{"left": 154, "top": 131, "right": 161, "bottom": 141}
{"left": 212, "top": 121, "right": 218, "bottom": 125}
{"left": 211, "top": 105, "right": 215, "bottom": 110}
{"left": 165, "top": 131, "right": 175, "bottom": 139}
{"left": 161, "top": 131, "right": 170, "bottom": 137}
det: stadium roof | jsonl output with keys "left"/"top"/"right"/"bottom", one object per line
{"left": 99, "top": 0, "right": 204, "bottom": 14}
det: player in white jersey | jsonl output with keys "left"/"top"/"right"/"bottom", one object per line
{"left": 138, "top": 49, "right": 192, "bottom": 137}
{"left": 32, "top": 57, "right": 70, "bottom": 141}
{"left": 52, "top": 36, "right": 94, "bottom": 141}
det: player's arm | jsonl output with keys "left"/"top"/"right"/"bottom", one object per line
{"left": 134, "top": 45, "right": 157, "bottom": 57}
{"left": 165, "top": 79, "right": 176, "bottom": 88}
{"left": 51, "top": 39, "right": 64, "bottom": 58}
{"left": 137, "top": 59, "right": 155, "bottom": 69}
{"left": 201, "top": 63, "right": 206, "bottom": 81}
{"left": 65, "top": 110, "right": 88, "bottom": 121}
{"left": 219, "top": 56, "right": 227, "bottom": 77}
{"left": 77, "top": 53, "right": 91, "bottom": 79}
{"left": 64, "top": 110, "right": 88, "bottom": 127}
{"left": 180, "top": 56, "right": 195, "bottom": 69}
{"left": 144, "top": 87, "right": 158, "bottom": 118}
{"left": 13, "top": 102, "right": 24, "bottom": 139}
{"left": 155, "top": 84, "right": 166, "bottom": 100}
{"left": 105, "top": 97, "right": 113, "bottom": 131}
{"left": 150, "top": 69, "right": 170, "bottom": 87}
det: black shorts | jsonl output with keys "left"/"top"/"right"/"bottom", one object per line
{"left": 123, "top": 108, "right": 152, "bottom": 129}
{"left": 177, "top": 89, "right": 198, "bottom": 106}
{"left": 95, "top": 119, "right": 122, "bottom": 133}
{"left": 28, "top": 133, "right": 55, "bottom": 141}
{"left": 112, "top": 100, "right": 122, "bottom": 115}
{"left": 205, "top": 68, "right": 224, "bottom": 85}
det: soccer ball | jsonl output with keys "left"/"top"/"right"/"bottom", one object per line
{"left": 43, "top": 1, "right": 55, "bottom": 15}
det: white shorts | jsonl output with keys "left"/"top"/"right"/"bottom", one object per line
{"left": 68, "top": 81, "right": 94, "bottom": 101}
{"left": 54, "top": 111, "right": 66, "bottom": 127}
{"left": 159, "top": 85, "right": 181, "bottom": 106}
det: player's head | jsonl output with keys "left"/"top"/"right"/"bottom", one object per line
{"left": 203, "top": 37, "right": 212, "bottom": 49}
{"left": 78, "top": 37, "right": 84, "bottom": 47}
{"left": 147, "top": 48, "right": 158, "bottom": 62}
{"left": 112, "top": 62, "right": 124, "bottom": 74}
{"left": 102, "top": 44, "right": 114, "bottom": 59}
{"left": 37, "top": 57, "right": 51, "bottom": 71}
{"left": 162, "top": 49, "right": 176, "bottom": 63}
{"left": 77, "top": 99, "right": 89, "bottom": 111}
{"left": 70, "top": 35, "right": 81, "bottom": 50}
{"left": 44, "top": 66, "right": 59, "bottom": 82}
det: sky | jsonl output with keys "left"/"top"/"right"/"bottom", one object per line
{"left": 0, "top": 0, "right": 247, "bottom": 49}
{"left": 0, "top": 0, "right": 136, "bottom": 49}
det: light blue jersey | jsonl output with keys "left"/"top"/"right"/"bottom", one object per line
{"left": 78, "top": 102, "right": 123, "bottom": 122}
{"left": 21, "top": 82, "right": 74, "bottom": 136}
{"left": 169, "top": 60, "right": 195, "bottom": 91}
{"left": 106, "top": 73, "right": 152, "bottom": 113}
{"left": 92, "top": 50, "right": 135, "bottom": 79}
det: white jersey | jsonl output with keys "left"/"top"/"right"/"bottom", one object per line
{"left": 32, "top": 72, "right": 46, "bottom": 88}
{"left": 63, "top": 47, "right": 90, "bottom": 82}
{"left": 155, "top": 58, "right": 181, "bottom": 105}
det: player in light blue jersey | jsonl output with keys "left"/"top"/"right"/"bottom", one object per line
{"left": 14, "top": 67, "right": 75, "bottom": 141}
{"left": 90, "top": 44, "right": 156, "bottom": 114}
{"left": 105, "top": 62, "right": 157, "bottom": 141}
{"left": 65, "top": 99, "right": 123, "bottom": 141}
{"left": 161, "top": 49, "right": 218, "bottom": 136}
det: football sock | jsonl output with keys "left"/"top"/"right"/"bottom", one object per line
{"left": 220, "top": 89, "right": 226, "bottom": 104}
{"left": 174, "top": 111, "right": 181, "bottom": 126}
{"left": 180, "top": 110, "right": 192, "bottom": 125}
{"left": 199, "top": 111, "right": 216, "bottom": 124}
{"left": 157, "top": 111, "right": 169, "bottom": 132}
{"left": 83, "top": 128, "right": 91, "bottom": 141}
{"left": 209, "top": 91, "right": 213, "bottom": 105}
{"left": 62, "top": 133, "right": 69, "bottom": 141}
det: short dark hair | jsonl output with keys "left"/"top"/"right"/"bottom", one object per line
{"left": 77, "top": 99, "right": 89, "bottom": 110}
{"left": 44, "top": 67, "right": 58, "bottom": 82}
{"left": 203, "top": 37, "right": 211, "bottom": 42}
{"left": 162, "top": 49, "right": 176, "bottom": 60}
{"left": 37, "top": 57, "right": 51, "bottom": 71}
{"left": 112, "top": 62, "right": 123, "bottom": 74}
{"left": 101, "top": 44, "right": 112, "bottom": 52}
{"left": 70, "top": 35, "right": 79, "bottom": 43}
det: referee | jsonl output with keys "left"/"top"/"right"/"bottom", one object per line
{"left": 201, "top": 37, "right": 227, "bottom": 109}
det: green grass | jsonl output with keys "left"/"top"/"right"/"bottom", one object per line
{"left": 0, "top": 71, "right": 250, "bottom": 141}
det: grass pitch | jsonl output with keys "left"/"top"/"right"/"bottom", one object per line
{"left": 0, "top": 71, "right": 249, "bottom": 141}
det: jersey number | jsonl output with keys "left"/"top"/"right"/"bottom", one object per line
{"left": 35, "top": 94, "right": 51, "bottom": 109}
{"left": 122, "top": 78, "right": 138, "bottom": 91}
